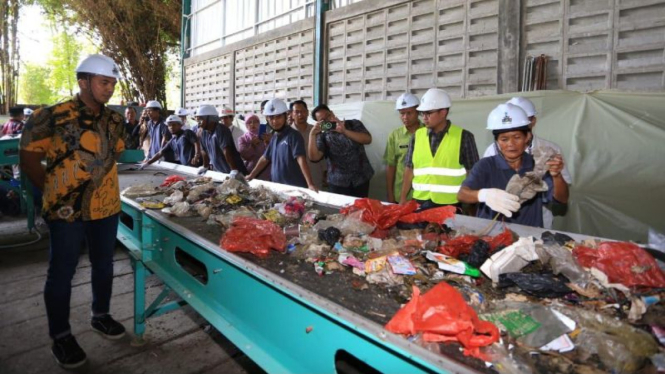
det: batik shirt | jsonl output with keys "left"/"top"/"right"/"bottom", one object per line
{"left": 19, "top": 95, "right": 125, "bottom": 222}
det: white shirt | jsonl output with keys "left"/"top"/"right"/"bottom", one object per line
{"left": 482, "top": 134, "right": 572, "bottom": 229}
{"left": 229, "top": 124, "right": 245, "bottom": 148}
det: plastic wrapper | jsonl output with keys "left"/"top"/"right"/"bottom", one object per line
{"left": 220, "top": 217, "right": 286, "bottom": 258}
{"left": 541, "top": 244, "right": 590, "bottom": 287}
{"left": 194, "top": 203, "right": 212, "bottom": 219}
{"left": 274, "top": 197, "right": 306, "bottom": 219}
{"left": 163, "top": 190, "right": 184, "bottom": 205}
{"left": 215, "top": 206, "right": 257, "bottom": 227}
{"left": 160, "top": 175, "right": 186, "bottom": 187}
{"left": 498, "top": 273, "right": 572, "bottom": 298}
{"left": 386, "top": 283, "right": 499, "bottom": 360}
{"left": 121, "top": 183, "right": 159, "bottom": 198}
{"left": 365, "top": 266, "right": 403, "bottom": 286}
{"left": 186, "top": 183, "right": 215, "bottom": 203}
{"left": 541, "top": 231, "right": 575, "bottom": 246}
{"left": 340, "top": 198, "right": 418, "bottom": 229}
{"left": 573, "top": 241, "right": 665, "bottom": 288}
{"left": 318, "top": 227, "right": 341, "bottom": 246}
{"left": 553, "top": 304, "right": 660, "bottom": 373}
{"left": 216, "top": 178, "right": 245, "bottom": 195}
{"left": 161, "top": 201, "right": 193, "bottom": 217}
{"left": 485, "top": 301, "right": 573, "bottom": 348}
{"left": 339, "top": 211, "right": 375, "bottom": 236}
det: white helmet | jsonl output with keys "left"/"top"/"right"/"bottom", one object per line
{"left": 175, "top": 108, "right": 189, "bottom": 116}
{"left": 24, "top": 108, "right": 34, "bottom": 116}
{"left": 146, "top": 100, "right": 162, "bottom": 109}
{"left": 218, "top": 105, "right": 234, "bottom": 117}
{"left": 76, "top": 54, "right": 122, "bottom": 79}
{"left": 417, "top": 88, "right": 452, "bottom": 111}
{"left": 395, "top": 93, "right": 420, "bottom": 110}
{"left": 487, "top": 103, "right": 531, "bottom": 131}
{"left": 262, "top": 98, "right": 288, "bottom": 116}
{"left": 507, "top": 97, "right": 537, "bottom": 117}
{"left": 165, "top": 114, "right": 183, "bottom": 124}
{"left": 196, "top": 104, "right": 218, "bottom": 117}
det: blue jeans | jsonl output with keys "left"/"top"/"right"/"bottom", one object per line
{"left": 44, "top": 214, "right": 119, "bottom": 338}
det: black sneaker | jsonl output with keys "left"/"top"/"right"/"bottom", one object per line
{"left": 51, "top": 334, "right": 87, "bottom": 369}
{"left": 91, "top": 314, "right": 126, "bottom": 340}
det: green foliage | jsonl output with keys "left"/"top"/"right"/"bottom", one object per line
{"left": 19, "top": 63, "right": 56, "bottom": 105}
{"left": 47, "top": 30, "right": 81, "bottom": 97}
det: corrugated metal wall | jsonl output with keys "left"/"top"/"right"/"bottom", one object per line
{"left": 183, "top": 0, "right": 665, "bottom": 111}
{"left": 523, "top": 0, "right": 665, "bottom": 91}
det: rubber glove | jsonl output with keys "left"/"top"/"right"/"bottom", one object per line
{"left": 478, "top": 188, "right": 521, "bottom": 218}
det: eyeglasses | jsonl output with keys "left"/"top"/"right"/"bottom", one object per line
{"left": 419, "top": 110, "right": 440, "bottom": 117}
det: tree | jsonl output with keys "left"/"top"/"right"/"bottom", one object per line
{"left": 47, "top": 30, "right": 80, "bottom": 98}
{"left": 38, "top": 0, "right": 181, "bottom": 108}
{"left": 0, "top": 0, "right": 21, "bottom": 114}
{"left": 19, "top": 63, "right": 55, "bottom": 105}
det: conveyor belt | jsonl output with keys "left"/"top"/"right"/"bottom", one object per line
{"left": 116, "top": 161, "right": 606, "bottom": 374}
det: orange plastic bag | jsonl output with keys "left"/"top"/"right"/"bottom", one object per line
{"left": 220, "top": 217, "right": 286, "bottom": 258}
{"left": 340, "top": 199, "right": 419, "bottom": 229}
{"left": 398, "top": 205, "right": 456, "bottom": 225}
{"left": 385, "top": 283, "right": 499, "bottom": 359}
{"left": 573, "top": 241, "right": 665, "bottom": 288}
{"left": 160, "top": 175, "right": 185, "bottom": 187}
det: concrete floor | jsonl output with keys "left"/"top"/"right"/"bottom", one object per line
{"left": 0, "top": 215, "right": 265, "bottom": 374}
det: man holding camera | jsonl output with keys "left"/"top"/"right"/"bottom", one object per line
{"left": 308, "top": 104, "right": 374, "bottom": 198}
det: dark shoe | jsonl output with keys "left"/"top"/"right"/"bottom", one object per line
{"left": 52, "top": 334, "right": 87, "bottom": 369}
{"left": 91, "top": 314, "right": 126, "bottom": 340}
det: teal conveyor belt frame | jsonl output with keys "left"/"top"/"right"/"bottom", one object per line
{"left": 0, "top": 136, "right": 34, "bottom": 231}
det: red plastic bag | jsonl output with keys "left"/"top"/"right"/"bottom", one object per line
{"left": 439, "top": 227, "right": 515, "bottom": 258}
{"left": 482, "top": 227, "right": 514, "bottom": 252}
{"left": 160, "top": 175, "right": 186, "bottom": 187}
{"left": 220, "top": 217, "right": 286, "bottom": 258}
{"left": 340, "top": 199, "right": 419, "bottom": 229}
{"left": 573, "top": 241, "right": 665, "bottom": 288}
{"left": 386, "top": 283, "right": 499, "bottom": 360}
{"left": 438, "top": 235, "right": 478, "bottom": 258}
{"left": 398, "top": 205, "right": 456, "bottom": 225}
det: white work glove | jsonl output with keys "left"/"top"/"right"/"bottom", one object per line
{"left": 197, "top": 166, "right": 207, "bottom": 175}
{"left": 478, "top": 188, "right": 521, "bottom": 218}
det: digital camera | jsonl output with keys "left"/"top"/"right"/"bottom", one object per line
{"left": 321, "top": 121, "right": 337, "bottom": 132}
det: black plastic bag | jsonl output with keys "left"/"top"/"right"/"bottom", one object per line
{"left": 318, "top": 227, "right": 341, "bottom": 246}
{"left": 498, "top": 272, "right": 572, "bottom": 298}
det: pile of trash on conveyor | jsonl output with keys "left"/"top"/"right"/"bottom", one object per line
{"left": 122, "top": 175, "right": 665, "bottom": 374}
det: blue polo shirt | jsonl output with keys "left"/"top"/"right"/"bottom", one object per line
{"left": 200, "top": 123, "right": 248, "bottom": 174}
{"left": 462, "top": 154, "right": 554, "bottom": 227}
{"left": 148, "top": 119, "right": 174, "bottom": 162}
{"left": 264, "top": 126, "right": 307, "bottom": 188}
{"left": 160, "top": 129, "right": 197, "bottom": 166}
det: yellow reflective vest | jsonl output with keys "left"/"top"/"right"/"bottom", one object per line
{"left": 411, "top": 125, "right": 466, "bottom": 204}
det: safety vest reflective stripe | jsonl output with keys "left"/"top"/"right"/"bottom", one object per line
{"left": 412, "top": 183, "right": 461, "bottom": 194}
{"left": 412, "top": 167, "right": 467, "bottom": 177}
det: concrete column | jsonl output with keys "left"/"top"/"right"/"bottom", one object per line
{"left": 497, "top": 0, "right": 521, "bottom": 94}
